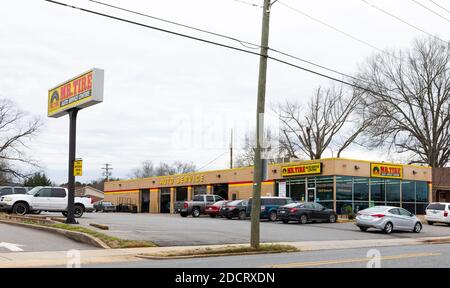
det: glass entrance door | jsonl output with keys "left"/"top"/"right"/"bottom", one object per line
{"left": 307, "top": 188, "right": 316, "bottom": 202}
{"left": 307, "top": 177, "right": 316, "bottom": 203}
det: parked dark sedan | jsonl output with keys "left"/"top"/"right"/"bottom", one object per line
{"left": 94, "top": 201, "right": 117, "bottom": 212}
{"left": 220, "top": 200, "right": 248, "bottom": 220}
{"left": 277, "top": 202, "right": 336, "bottom": 224}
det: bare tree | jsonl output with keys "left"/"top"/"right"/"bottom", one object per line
{"left": 234, "top": 130, "right": 287, "bottom": 167}
{"left": 131, "top": 160, "right": 197, "bottom": 178}
{"left": 0, "top": 99, "right": 41, "bottom": 180}
{"left": 355, "top": 37, "right": 450, "bottom": 167}
{"left": 276, "top": 86, "right": 368, "bottom": 160}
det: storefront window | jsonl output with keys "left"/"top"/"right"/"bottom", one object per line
{"left": 288, "top": 178, "right": 306, "bottom": 202}
{"left": 416, "top": 182, "right": 428, "bottom": 202}
{"left": 370, "top": 178, "right": 385, "bottom": 202}
{"left": 402, "top": 203, "right": 415, "bottom": 214}
{"left": 336, "top": 201, "right": 353, "bottom": 215}
{"left": 402, "top": 181, "right": 415, "bottom": 202}
{"left": 353, "top": 177, "right": 369, "bottom": 201}
{"left": 336, "top": 176, "right": 352, "bottom": 201}
{"left": 353, "top": 201, "right": 369, "bottom": 213}
{"left": 386, "top": 179, "right": 400, "bottom": 202}
{"left": 315, "top": 177, "right": 333, "bottom": 201}
{"left": 193, "top": 185, "right": 207, "bottom": 195}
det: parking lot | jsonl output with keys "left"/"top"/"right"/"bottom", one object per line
{"left": 59, "top": 212, "right": 450, "bottom": 246}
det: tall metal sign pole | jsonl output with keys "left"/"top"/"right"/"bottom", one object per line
{"left": 66, "top": 108, "right": 79, "bottom": 224}
{"left": 250, "top": 0, "right": 272, "bottom": 249}
{"left": 48, "top": 68, "right": 104, "bottom": 224}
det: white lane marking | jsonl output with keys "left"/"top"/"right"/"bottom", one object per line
{"left": 0, "top": 242, "right": 24, "bottom": 252}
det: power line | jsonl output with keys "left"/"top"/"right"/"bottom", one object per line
{"left": 43, "top": 0, "right": 434, "bottom": 112}
{"left": 233, "top": 0, "right": 263, "bottom": 9}
{"left": 278, "top": 1, "right": 386, "bottom": 54}
{"left": 411, "top": 0, "right": 450, "bottom": 23}
{"left": 428, "top": 0, "right": 450, "bottom": 14}
{"left": 361, "top": 0, "right": 448, "bottom": 44}
{"left": 88, "top": 0, "right": 366, "bottom": 83}
{"left": 88, "top": 0, "right": 260, "bottom": 50}
{"left": 198, "top": 151, "right": 229, "bottom": 171}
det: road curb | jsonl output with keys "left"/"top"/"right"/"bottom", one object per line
{"left": 0, "top": 219, "right": 110, "bottom": 249}
{"left": 137, "top": 249, "right": 298, "bottom": 260}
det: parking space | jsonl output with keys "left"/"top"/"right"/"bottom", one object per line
{"left": 44, "top": 212, "right": 450, "bottom": 247}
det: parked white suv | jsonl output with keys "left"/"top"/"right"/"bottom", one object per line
{"left": 425, "top": 203, "right": 450, "bottom": 225}
{"left": 0, "top": 186, "right": 93, "bottom": 218}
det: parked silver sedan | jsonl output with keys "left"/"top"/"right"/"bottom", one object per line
{"left": 355, "top": 206, "right": 422, "bottom": 234}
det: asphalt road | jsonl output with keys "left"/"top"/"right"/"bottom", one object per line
{"left": 53, "top": 212, "right": 450, "bottom": 246}
{"left": 80, "top": 242, "right": 450, "bottom": 268}
{"left": 0, "top": 223, "right": 96, "bottom": 253}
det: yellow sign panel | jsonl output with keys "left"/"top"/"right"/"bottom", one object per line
{"left": 159, "top": 175, "right": 205, "bottom": 186}
{"left": 48, "top": 68, "right": 104, "bottom": 118}
{"left": 74, "top": 159, "right": 83, "bottom": 177}
{"left": 371, "top": 163, "right": 402, "bottom": 179}
{"left": 281, "top": 163, "right": 322, "bottom": 177}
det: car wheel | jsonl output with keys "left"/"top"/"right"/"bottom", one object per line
{"left": 12, "top": 202, "right": 28, "bottom": 216}
{"left": 328, "top": 214, "right": 336, "bottom": 223}
{"left": 282, "top": 219, "right": 289, "bottom": 224}
{"left": 299, "top": 214, "right": 308, "bottom": 224}
{"left": 427, "top": 221, "right": 434, "bottom": 225}
{"left": 209, "top": 214, "right": 217, "bottom": 218}
{"left": 192, "top": 208, "right": 200, "bottom": 218}
{"left": 180, "top": 212, "right": 188, "bottom": 217}
{"left": 74, "top": 205, "right": 84, "bottom": 218}
{"left": 238, "top": 211, "right": 246, "bottom": 220}
{"left": 268, "top": 211, "right": 277, "bottom": 222}
{"left": 383, "top": 222, "right": 393, "bottom": 234}
{"left": 359, "top": 226, "right": 368, "bottom": 232}
{"left": 413, "top": 222, "right": 422, "bottom": 233}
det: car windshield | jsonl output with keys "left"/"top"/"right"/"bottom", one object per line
{"left": 227, "top": 200, "right": 242, "bottom": 206}
{"left": 26, "top": 187, "right": 43, "bottom": 196}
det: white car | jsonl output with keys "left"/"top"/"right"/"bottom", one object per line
{"left": 0, "top": 186, "right": 93, "bottom": 218}
{"left": 425, "top": 203, "right": 450, "bottom": 225}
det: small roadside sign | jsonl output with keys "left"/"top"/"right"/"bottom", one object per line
{"left": 74, "top": 159, "right": 83, "bottom": 176}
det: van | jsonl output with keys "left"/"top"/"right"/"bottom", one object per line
{"left": 247, "top": 197, "right": 294, "bottom": 221}
{"left": 425, "top": 203, "right": 450, "bottom": 225}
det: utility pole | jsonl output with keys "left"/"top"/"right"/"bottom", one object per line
{"left": 102, "top": 163, "right": 113, "bottom": 181}
{"left": 250, "top": 0, "right": 272, "bottom": 249}
{"left": 230, "top": 129, "right": 233, "bottom": 169}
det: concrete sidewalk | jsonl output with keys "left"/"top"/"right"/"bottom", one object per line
{"left": 2, "top": 236, "right": 450, "bottom": 268}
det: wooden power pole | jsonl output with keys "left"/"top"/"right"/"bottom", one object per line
{"left": 250, "top": 0, "right": 272, "bottom": 249}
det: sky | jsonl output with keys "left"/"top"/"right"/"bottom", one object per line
{"left": 0, "top": 0, "right": 448, "bottom": 184}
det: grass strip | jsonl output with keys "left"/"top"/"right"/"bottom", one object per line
{"left": 149, "top": 244, "right": 298, "bottom": 258}
{"left": 50, "top": 223, "right": 157, "bottom": 249}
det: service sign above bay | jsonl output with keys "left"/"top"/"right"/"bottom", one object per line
{"left": 48, "top": 68, "right": 104, "bottom": 118}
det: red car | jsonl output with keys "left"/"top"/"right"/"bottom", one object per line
{"left": 205, "top": 200, "right": 229, "bottom": 218}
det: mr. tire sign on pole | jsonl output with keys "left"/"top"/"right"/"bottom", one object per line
{"left": 48, "top": 68, "right": 104, "bottom": 224}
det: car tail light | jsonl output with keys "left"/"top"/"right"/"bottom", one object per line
{"left": 289, "top": 208, "right": 299, "bottom": 213}
{"left": 183, "top": 202, "right": 188, "bottom": 209}
{"left": 371, "top": 214, "right": 385, "bottom": 218}
{"left": 445, "top": 211, "right": 448, "bottom": 217}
